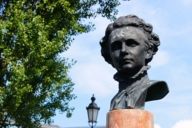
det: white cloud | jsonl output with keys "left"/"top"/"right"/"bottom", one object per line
{"left": 154, "top": 124, "right": 161, "bottom": 128}
{"left": 150, "top": 50, "right": 170, "bottom": 68}
{"left": 70, "top": 58, "right": 117, "bottom": 97}
{"left": 180, "top": 0, "right": 192, "bottom": 7}
{"left": 119, "top": 1, "right": 157, "bottom": 16}
{"left": 172, "top": 120, "right": 192, "bottom": 128}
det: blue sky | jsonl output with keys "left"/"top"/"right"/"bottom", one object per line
{"left": 54, "top": 0, "right": 192, "bottom": 128}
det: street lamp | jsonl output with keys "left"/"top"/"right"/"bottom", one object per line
{"left": 86, "top": 94, "right": 100, "bottom": 128}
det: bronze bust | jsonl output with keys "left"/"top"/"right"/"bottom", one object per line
{"left": 100, "top": 15, "right": 169, "bottom": 110}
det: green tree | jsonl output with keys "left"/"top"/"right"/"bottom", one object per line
{"left": 0, "top": 0, "right": 124, "bottom": 127}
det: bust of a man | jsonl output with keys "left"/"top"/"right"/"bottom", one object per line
{"left": 100, "top": 15, "right": 169, "bottom": 110}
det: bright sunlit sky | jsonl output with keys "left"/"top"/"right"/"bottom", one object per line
{"left": 53, "top": 0, "right": 192, "bottom": 128}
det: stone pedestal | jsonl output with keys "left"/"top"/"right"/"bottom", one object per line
{"left": 106, "top": 109, "right": 154, "bottom": 128}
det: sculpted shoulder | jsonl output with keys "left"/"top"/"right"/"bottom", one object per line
{"left": 146, "top": 80, "right": 169, "bottom": 102}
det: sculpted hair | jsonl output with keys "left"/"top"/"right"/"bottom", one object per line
{"left": 100, "top": 15, "right": 160, "bottom": 67}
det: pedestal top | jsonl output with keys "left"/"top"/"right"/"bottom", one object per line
{"left": 107, "top": 109, "right": 154, "bottom": 128}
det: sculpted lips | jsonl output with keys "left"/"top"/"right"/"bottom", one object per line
{"left": 120, "top": 57, "right": 134, "bottom": 65}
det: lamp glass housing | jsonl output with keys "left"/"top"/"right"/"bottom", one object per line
{"left": 86, "top": 95, "right": 100, "bottom": 127}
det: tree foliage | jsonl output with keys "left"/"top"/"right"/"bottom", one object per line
{"left": 0, "top": 0, "right": 122, "bottom": 127}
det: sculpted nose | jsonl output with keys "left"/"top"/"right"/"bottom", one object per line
{"left": 121, "top": 42, "right": 127, "bottom": 53}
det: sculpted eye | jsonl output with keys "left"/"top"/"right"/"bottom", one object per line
{"left": 111, "top": 41, "right": 122, "bottom": 51}
{"left": 126, "top": 39, "right": 139, "bottom": 47}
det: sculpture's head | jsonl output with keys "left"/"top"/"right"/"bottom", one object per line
{"left": 100, "top": 15, "right": 160, "bottom": 75}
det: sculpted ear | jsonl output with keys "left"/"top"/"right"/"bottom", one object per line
{"left": 145, "top": 49, "right": 153, "bottom": 60}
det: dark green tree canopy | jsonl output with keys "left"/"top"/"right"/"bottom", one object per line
{"left": 0, "top": 0, "right": 124, "bottom": 127}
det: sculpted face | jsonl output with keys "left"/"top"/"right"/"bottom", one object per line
{"left": 108, "top": 26, "right": 149, "bottom": 75}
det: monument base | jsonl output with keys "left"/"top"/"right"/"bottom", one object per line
{"left": 106, "top": 109, "right": 154, "bottom": 128}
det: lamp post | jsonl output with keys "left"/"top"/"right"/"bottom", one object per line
{"left": 86, "top": 94, "right": 100, "bottom": 128}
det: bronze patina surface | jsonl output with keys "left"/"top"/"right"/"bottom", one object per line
{"left": 100, "top": 15, "right": 169, "bottom": 110}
